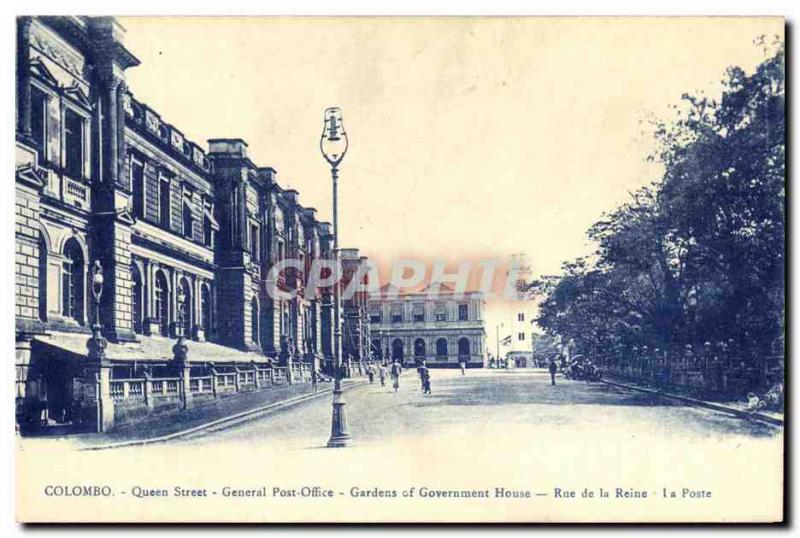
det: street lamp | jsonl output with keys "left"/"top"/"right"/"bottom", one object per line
{"left": 173, "top": 284, "right": 189, "bottom": 366}
{"left": 86, "top": 261, "right": 107, "bottom": 363}
{"left": 91, "top": 261, "right": 104, "bottom": 329}
{"left": 177, "top": 287, "right": 187, "bottom": 338}
{"left": 320, "top": 107, "right": 351, "bottom": 448}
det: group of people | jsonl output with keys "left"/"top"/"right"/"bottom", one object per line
{"left": 746, "top": 377, "right": 785, "bottom": 413}
{"left": 364, "top": 361, "right": 404, "bottom": 393}
{"left": 545, "top": 354, "right": 602, "bottom": 386}
{"left": 561, "top": 356, "right": 602, "bottom": 383}
{"left": 364, "top": 359, "right": 439, "bottom": 395}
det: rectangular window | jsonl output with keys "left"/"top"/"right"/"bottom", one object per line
{"left": 459, "top": 304, "right": 469, "bottom": 321}
{"left": 251, "top": 224, "right": 259, "bottom": 260}
{"left": 517, "top": 312, "right": 525, "bottom": 322}
{"left": 370, "top": 314, "right": 381, "bottom": 324}
{"left": 391, "top": 313, "right": 403, "bottom": 323}
{"left": 413, "top": 303, "right": 425, "bottom": 322}
{"left": 182, "top": 201, "right": 194, "bottom": 238}
{"left": 204, "top": 217, "right": 213, "bottom": 247}
{"left": 30, "top": 86, "right": 47, "bottom": 156}
{"left": 518, "top": 332, "right": 525, "bottom": 341}
{"left": 131, "top": 158, "right": 145, "bottom": 218}
{"left": 64, "top": 108, "right": 84, "bottom": 178}
{"left": 159, "top": 176, "right": 171, "bottom": 229}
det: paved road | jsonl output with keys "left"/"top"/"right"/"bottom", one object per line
{"left": 176, "top": 368, "right": 780, "bottom": 449}
{"left": 22, "top": 369, "right": 781, "bottom": 523}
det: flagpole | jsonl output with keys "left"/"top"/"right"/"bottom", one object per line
{"left": 496, "top": 323, "right": 500, "bottom": 367}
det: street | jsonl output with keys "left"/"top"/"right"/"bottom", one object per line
{"left": 177, "top": 368, "right": 780, "bottom": 448}
{"left": 18, "top": 368, "right": 784, "bottom": 523}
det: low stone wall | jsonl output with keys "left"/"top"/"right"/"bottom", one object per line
{"left": 106, "top": 364, "right": 309, "bottom": 430}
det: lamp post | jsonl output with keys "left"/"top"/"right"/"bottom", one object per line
{"left": 177, "top": 287, "right": 187, "bottom": 339}
{"left": 173, "top": 285, "right": 188, "bottom": 364}
{"left": 87, "top": 261, "right": 107, "bottom": 361}
{"left": 85, "top": 260, "right": 110, "bottom": 432}
{"left": 320, "top": 107, "right": 351, "bottom": 448}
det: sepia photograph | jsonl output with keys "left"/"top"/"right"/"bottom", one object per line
{"left": 12, "top": 11, "right": 785, "bottom": 524}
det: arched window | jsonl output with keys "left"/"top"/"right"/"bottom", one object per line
{"left": 414, "top": 338, "right": 426, "bottom": 359}
{"left": 458, "top": 337, "right": 471, "bottom": 358}
{"left": 251, "top": 297, "right": 259, "bottom": 344}
{"left": 179, "top": 277, "right": 192, "bottom": 336}
{"left": 391, "top": 339, "right": 404, "bottom": 361}
{"left": 61, "top": 238, "right": 84, "bottom": 323}
{"left": 436, "top": 337, "right": 448, "bottom": 358}
{"left": 200, "top": 284, "right": 211, "bottom": 334}
{"left": 38, "top": 236, "right": 48, "bottom": 321}
{"left": 154, "top": 270, "right": 169, "bottom": 336}
{"left": 131, "top": 265, "right": 143, "bottom": 334}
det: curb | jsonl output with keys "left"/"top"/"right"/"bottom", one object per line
{"left": 80, "top": 379, "right": 369, "bottom": 451}
{"left": 601, "top": 379, "right": 784, "bottom": 427}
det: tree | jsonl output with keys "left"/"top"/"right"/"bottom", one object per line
{"left": 533, "top": 39, "right": 784, "bottom": 361}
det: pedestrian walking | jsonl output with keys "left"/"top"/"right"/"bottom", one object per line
{"left": 378, "top": 363, "right": 387, "bottom": 387}
{"left": 367, "top": 363, "right": 375, "bottom": 384}
{"left": 417, "top": 359, "right": 427, "bottom": 390}
{"left": 548, "top": 357, "right": 558, "bottom": 386}
{"left": 311, "top": 366, "right": 318, "bottom": 394}
{"left": 459, "top": 359, "right": 467, "bottom": 375}
{"left": 421, "top": 366, "right": 432, "bottom": 394}
{"left": 391, "top": 360, "right": 402, "bottom": 393}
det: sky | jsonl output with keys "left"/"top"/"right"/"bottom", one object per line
{"left": 118, "top": 16, "right": 782, "bottom": 350}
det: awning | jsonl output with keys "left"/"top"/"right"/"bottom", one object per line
{"left": 33, "top": 332, "right": 270, "bottom": 365}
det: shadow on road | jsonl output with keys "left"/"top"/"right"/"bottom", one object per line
{"left": 408, "top": 375, "right": 669, "bottom": 408}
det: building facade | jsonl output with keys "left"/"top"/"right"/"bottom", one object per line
{"left": 340, "top": 249, "right": 370, "bottom": 373}
{"left": 14, "top": 16, "right": 366, "bottom": 432}
{"left": 505, "top": 306, "right": 538, "bottom": 367}
{"left": 368, "top": 285, "right": 486, "bottom": 368}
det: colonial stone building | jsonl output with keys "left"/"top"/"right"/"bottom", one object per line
{"left": 368, "top": 285, "right": 487, "bottom": 368}
{"left": 14, "top": 16, "right": 365, "bottom": 433}
{"left": 340, "top": 249, "right": 370, "bottom": 372}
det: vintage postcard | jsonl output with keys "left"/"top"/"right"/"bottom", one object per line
{"left": 14, "top": 16, "right": 784, "bottom": 523}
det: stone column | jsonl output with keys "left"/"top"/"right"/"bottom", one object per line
{"left": 86, "top": 320, "right": 114, "bottom": 433}
{"left": 17, "top": 18, "right": 34, "bottom": 143}
{"left": 15, "top": 334, "right": 33, "bottom": 430}
{"left": 173, "top": 334, "right": 191, "bottom": 409}
{"left": 143, "top": 372, "right": 154, "bottom": 410}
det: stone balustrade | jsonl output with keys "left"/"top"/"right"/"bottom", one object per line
{"left": 107, "top": 362, "right": 311, "bottom": 426}
{"left": 592, "top": 346, "right": 783, "bottom": 401}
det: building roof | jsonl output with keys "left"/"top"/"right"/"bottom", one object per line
{"left": 374, "top": 282, "right": 483, "bottom": 300}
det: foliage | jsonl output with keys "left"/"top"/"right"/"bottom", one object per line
{"left": 532, "top": 39, "right": 785, "bottom": 360}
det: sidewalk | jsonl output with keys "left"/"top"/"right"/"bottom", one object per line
{"left": 69, "top": 378, "right": 366, "bottom": 449}
{"left": 602, "top": 377, "right": 784, "bottom": 426}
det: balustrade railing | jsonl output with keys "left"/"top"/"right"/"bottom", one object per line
{"left": 110, "top": 378, "right": 146, "bottom": 400}
{"left": 588, "top": 343, "right": 783, "bottom": 403}
{"left": 107, "top": 360, "right": 320, "bottom": 413}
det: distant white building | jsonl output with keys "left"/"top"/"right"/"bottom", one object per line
{"left": 505, "top": 304, "right": 538, "bottom": 368}
{"left": 497, "top": 253, "right": 539, "bottom": 367}
{"left": 368, "top": 283, "right": 487, "bottom": 368}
